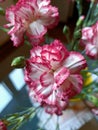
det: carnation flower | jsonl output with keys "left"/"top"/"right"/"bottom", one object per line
{"left": 24, "top": 40, "right": 87, "bottom": 115}
{"left": 0, "top": 121, "right": 7, "bottom": 130}
{"left": 5, "top": 0, "right": 59, "bottom": 47}
{"left": 81, "top": 22, "right": 98, "bottom": 59}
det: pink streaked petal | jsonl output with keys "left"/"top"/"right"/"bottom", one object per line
{"left": 51, "top": 40, "right": 69, "bottom": 60}
{"left": 41, "top": 50, "right": 63, "bottom": 70}
{"left": 85, "top": 43, "right": 98, "bottom": 59}
{"left": 41, "top": 50, "right": 62, "bottom": 62}
{"left": 43, "top": 96, "right": 68, "bottom": 115}
{"left": 35, "top": 84, "right": 53, "bottom": 99}
{"left": 40, "top": 6, "right": 59, "bottom": 28}
{"left": 37, "top": 0, "right": 50, "bottom": 8}
{"left": 5, "top": 6, "right": 15, "bottom": 25}
{"left": 57, "top": 74, "right": 83, "bottom": 100}
{"left": 41, "top": 40, "right": 69, "bottom": 69}
{"left": 30, "top": 56, "right": 43, "bottom": 63}
{"left": 46, "top": 91, "right": 68, "bottom": 108}
{"left": 27, "top": 33, "right": 45, "bottom": 46}
{"left": 8, "top": 26, "right": 25, "bottom": 47}
{"left": 45, "top": 91, "right": 57, "bottom": 105}
{"left": 58, "top": 99, "right": 68, "bottom": 109}
{"left": 56, "top": 79, "right": 71, "bottom": 100}
{"left": 63, "top": 52, "right": 87, "bottom": 73}
{"left": 40, "top": 71, "right": 54, "bottom": 87}
{"left": 30, "top": 46, "right": 42, "bottom": 57}
{"left": 29, "top": 62, "right": 49, "bottom": 80}
{"left": 44, "top": 104, "right": 62, "bottom": 115}
{"left": 39, "top": 86, "right": 52, "bottom": 98}
{"left": 15, "top": 5, "right": 34, "bottom": 23}
{"left": 54, "top": 67, "right": 70, "bottom": 85}
{"left": 28, "top": 21, "right": 47, "bottom": 36}
{"left": 69, "top": 74, "right": 83, "bottom": 94}
{"left": 29, "top": 82, "right": 52, "bottom": 102}
{"left": 82, "top": 27, "right": 94, "bottom": 40}
{"left": 10, "top": 33, "right": 24, "bottom": 47}
{"left": 29, "top": 87, "right": 44, "bottom": 103}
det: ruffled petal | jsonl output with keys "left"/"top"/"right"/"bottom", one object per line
{"left": 69, "top": 74, "right": 83, "bottom": 95}
{"left": 54, "top": 67, "right": 70, "bottom": 85}
{"left": 40, "top": 71, "right": 54, "bottom": 87}
{"left": 29, "top": 62, "right": 49, "bottom": 80}
{"left": 63, "top": 51, "right": 87, "bottom": 73}
{"left": 56, "top": 74, "right": 83, "bottom": 100}
{"left": 86, "top": 43, "right": 98, "bottom": 59}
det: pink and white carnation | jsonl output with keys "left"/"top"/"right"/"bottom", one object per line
{"left": 81, "top": 22, "right": 98, "bottom": 59}
{"left": 5, "top": 0, "right": 59, "bottom": 47}
{"left": 0, "top": 121, "right": 7, "bottom": 130}
{"left": 24, "top": 40, "right": 87, "bottom": 115}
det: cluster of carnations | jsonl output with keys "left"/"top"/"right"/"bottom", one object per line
{"left": 4, "top": 0, "right": 87, "bottom": 115}
{"left": 0, "top": 1, "right": 98, "bottom": 129}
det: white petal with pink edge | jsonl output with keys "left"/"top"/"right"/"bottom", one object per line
{"left": 63, "top": 52, "right": 87, "bottom": 73}
{"left": 29, "top": 62, "right": 49, "bottom": 80}
{"left": 69, "top": 74, "right": 83, "bottom": 93}
{"left": 54, "top": 67, "right": 70, "bottom": 85}
{"left": 86, "top": 43, "right": 98, "bottom": 58}
{"left": 40, "top": 71, "right": 54, "bottom": 87}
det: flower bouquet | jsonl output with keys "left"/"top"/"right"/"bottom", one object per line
{"left": 0, "top": 0, "right": 98, "bottom": 130}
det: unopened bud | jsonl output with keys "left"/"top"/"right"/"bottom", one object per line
{"left": 76, "top": 15, "right": 85, "bottom": 27}
{"left": 63, "top": 25, "right": 69, "bottom": 35}
{"left": 11, "top": 56, "right": 26, "bottom": 68}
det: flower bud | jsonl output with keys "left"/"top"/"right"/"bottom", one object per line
{"left": 11, "top": 56, "right": 26, "bottom": 68}
{"left": 63, "top": 25, "right": 69, "bottom": 35}
{"left": 76, "top": 15, "right": 85, "bottom": 27}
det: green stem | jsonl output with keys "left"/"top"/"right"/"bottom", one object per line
{"left": 0, "top": 26, "right": 9, "bottom": 33}
{"left": 76, "top": 0, "right": 83, "bottom": 17}
{"left": 3, "top": 106, "right": 41, "bottom": 129}
{"left": 83, "top": 1, "right": 95, "bottom": 27}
